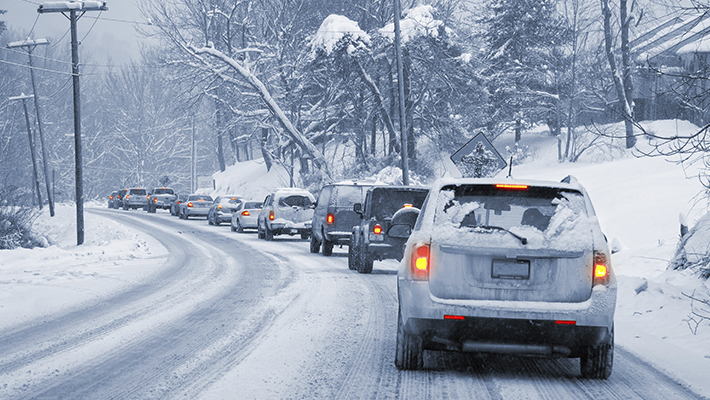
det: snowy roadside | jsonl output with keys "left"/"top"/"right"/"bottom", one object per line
{"left": 0, "top": 203, "right": 167, "bottom": 329}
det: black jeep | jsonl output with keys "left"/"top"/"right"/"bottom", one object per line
{"left": 348, "top": 185, "right": 429, "bottom": 273}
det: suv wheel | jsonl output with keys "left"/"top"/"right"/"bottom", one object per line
{"left": 322, "top": 238, "right": 334, "bottom": 256}
{"left": 310, "top": 234, "right": 321, "bottom": 253}
{"left": 358, "top": 249, "right": 373, "bottom": 274}
{"left": 208, "top": 214, "right": 214, "bottom": 225}
{"left": 257, "top": 223, "right": 265, "bottom": 239}
{"left": 580, "top": 326, "right": 614, "bottom": 379}
{"left": 395, "top": 306, "right": 423, "bottom": 370}
{"left": 348, "top": 234, "right": 359, "bottom": 271}
{"left": 265, "top": 224, "right": 274, "bottom": 241}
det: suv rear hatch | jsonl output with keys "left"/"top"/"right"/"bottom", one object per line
{"left": 329, "top": 185, "right": 368, "bottom": 232}
{"left": 427, "top": 183, "right": 595, "bottom": 303}
{"left": 277, "top": 194, "right": 314, "bottom": 223}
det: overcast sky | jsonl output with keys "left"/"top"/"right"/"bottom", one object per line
{"left": 2, "top": 0, "right": 148, "bottom": 67}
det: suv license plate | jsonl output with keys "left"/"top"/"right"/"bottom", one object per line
{"left": 491, "top": 259, "right": 530, "bottom": 280}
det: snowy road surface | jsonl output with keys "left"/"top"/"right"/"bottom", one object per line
{"left": 0, "top": 209, "right": 703, "bottom": 399}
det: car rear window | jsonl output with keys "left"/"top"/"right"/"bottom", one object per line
{"left": 369, "top": 189, "right": 428, "bottom": 221}
{"left": 278, "top": 195, "right": 313, "bottom": 208}
{"left": 189, "top": 195, "right": 213, "bottom": 202}
{"left": 432, "top": 184, "right": 590, "bottom": 249}
{"left": 220, "top": 197, "right": 241, "bottom": 205}
{"left": 244, "top": 201, "right": 262, "bottom": 209}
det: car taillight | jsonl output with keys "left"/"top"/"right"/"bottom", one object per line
{"left": 593, "top": 250, "right": 609, "bottom": 286}
{"left": 126, "top": 194, "right": 130, "bottom": 199}
{"left": 242, "top": 210, "right": 250, "bottom": 216}
{"left": 153, "top": 197, "right": 157, "bottom": 203}
{"left": 218, "top": 205, "right": 222, "bottom": 210}
{"left": 177, "top": 201, "right": 182, "bottom": 205}
{"left": 269, "top": 210, "right": 275, "bottom": 221}
{"left": 411, "top": 243, "right": 430, "bottom": 280}
{"left": 372, "top": 224, "right": 382, "bottom": 235}
{"left": 326, "top": 213, "right": 335, "bottom": 225}
{"left": 187, "top": 202, "right": 194, "bottom": 208}
{"left": 403, "top": 203, "right": 413, "bottom": 208}
{"left": 110, "top": 195, "right": 113, "bottom": 199}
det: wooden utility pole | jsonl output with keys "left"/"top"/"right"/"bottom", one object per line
{"left": 38, "top": 1, "right": 108, "bottom": 245}
{"left": 9, "top": 94, "right": 43, "bottom": 209}
{"left": 7, "top": 38, "right": 55, "bottom": 216}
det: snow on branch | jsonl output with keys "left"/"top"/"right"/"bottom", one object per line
{"left": 310, "top": 14, "right": 370, "bottom": 56}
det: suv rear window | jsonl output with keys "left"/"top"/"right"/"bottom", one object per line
{"left": 278, "top": 195, "right": 313, "bottom": 208}
{"left": 130, "top": 189, "right": 146, "bottom": 195}
{"left": 154, "top": 188, "right": 174, "bottom": 195}
{"left": 332, "top": 186, "right": 367, "bottom": 208}
{"left": 433, "top": 184, "right": 590, "bottom": 249}
{"left": 369, "top": 189, "right": 428, "bottom": 221}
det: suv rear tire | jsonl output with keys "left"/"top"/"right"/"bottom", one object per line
{"left": 348, "top": 234, "right": 359, "bottom": 270}
{"left": 265, "top": 224, "right": 274, "bottom": 241}
{"left": 358, "top": 249, "right": 373, "bottom": 274}
{"left": 322, "top": 238, "right": 334, "bottom": 256}
{"left": 395, "top": 307, "right": 423, "bottom": 370}
{"left": 257, "top": 223, "right": 265, "bottom": 239}
{"left": 580, "top": 327, "right": 614, "bottom": 379}
{"left": 310, "top": 235, "right": 321, "bottom": 253}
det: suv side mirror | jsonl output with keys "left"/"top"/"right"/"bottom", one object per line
{"left": 353, "top": 203, "right": 362, "bottom": 214}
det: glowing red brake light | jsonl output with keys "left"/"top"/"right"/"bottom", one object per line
{"left": 555, "top": 320, "right": 576, "bottom": 325}
{"left": 411, "top": 244, "right": 430, "bottom": 280}
{"left": 593, "top": 251, "right": 610, "bottom": 285}
{"left": 153, "top": 197, "right": 157, "bottom": 203}
{"left": 326, "top": 213, "right": 335, "bottom": 225}
{"left": 109, "top": 195, "right": 114, "bottom": 199}
{"left": 372, "top": 224, "right": 382, "bottom": 235}
{"left": 269, "top": 210, "right": 275, "bottom": 221}
{"left": 241, "top": 210, "right": 250, "bottom": 216}
{"left": 444, "top": 315, "right": 464, "bottom": 320}
{"left": 495, "top": 184, "right": 528, "bottom": 190}
{"left": 126, "top": 194, "right": 130, "bottom": 199}
{"left": 187, "top": 202, "right": 194, "bottom": 208}
{"left": 403, "top": 203, "right": 413, "bottom": 208}
{"left": 218, "top": 204, "right": 223, "bottom": 210}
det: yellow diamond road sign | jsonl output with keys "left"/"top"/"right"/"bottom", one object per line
{"left": 450, "top": 132, "right": 507, "bottom": 178}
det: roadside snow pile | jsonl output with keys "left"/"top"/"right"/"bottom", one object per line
{"left": 670, "top": 212, "right": 710, "bottom": 278}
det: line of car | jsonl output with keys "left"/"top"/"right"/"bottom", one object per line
{"left": 106, "top": 176, "right": 616, "bottom": 379}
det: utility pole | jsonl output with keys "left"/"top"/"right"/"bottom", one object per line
{"left": 7, "top": 38, "right": 55, "bottom": 217}
{"left": 393, "top": 0, "right": 409, "bottom": 185}
{"left": 38, "top": 1, "right": 108, "bottom": 245}
{"left": 191, "top": 116, "right": 196, "bottom": 193}
{"left": 9, "top": 94, "right": 43, "bottom": 209}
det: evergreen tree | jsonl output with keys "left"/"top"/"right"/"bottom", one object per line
{"left": 482, "top": 0, "right": 569, "bottom": 141}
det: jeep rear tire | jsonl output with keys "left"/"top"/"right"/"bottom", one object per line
{"left": 358, "top": 250, "right": 373, "bottom": 274}
{"left": 348, "top": 235, "right": 359, "bottom": 270}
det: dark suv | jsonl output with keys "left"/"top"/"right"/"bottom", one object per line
{"left": 310, "top": 182, "right": 373, "bottom": 256}
{"left": 348, "top": 186, "right": 429, "bottom": 273}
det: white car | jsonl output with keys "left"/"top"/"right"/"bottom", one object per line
{"left": 395, "top": 176, "right": 616, "bottom": 379}
{"left": 231, "top": 200, "right": 263, "bottom": 232}
{"left": 258, "top": 188, "right": 315, "bottom": 241}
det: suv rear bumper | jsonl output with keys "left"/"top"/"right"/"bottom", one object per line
{"left": 399, "top": 280, "right": 615, "bottom": 356}
{"left": 324, "top": 231, "right": 352, "bottom": 244}
{"left": 269, "top": 222, "right": 312, "bottom": 235}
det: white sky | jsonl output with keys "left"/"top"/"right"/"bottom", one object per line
{"left": 2, "top": 0, "right": 148, "bottom": 66}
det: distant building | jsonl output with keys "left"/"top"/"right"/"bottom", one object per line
{"left": 631, "top": 13, "right": 710, "bottom": 125}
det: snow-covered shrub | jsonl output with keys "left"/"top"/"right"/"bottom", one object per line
{"left": 505, "top": 143, "right": 535, "bottom": 165}
{"left": 670, "top": 212, "right": 710, "bottom": 279}
{"left": 0, "top": 187, "right": 44, "bottom": 250}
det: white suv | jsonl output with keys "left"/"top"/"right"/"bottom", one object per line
{"left": 395, "top": 176, "right": 616, "bottom": 379}
{"left": 257, "top": 188, "right": 316, "bottom": 241}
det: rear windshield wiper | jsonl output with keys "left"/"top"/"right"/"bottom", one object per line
{"left": 466, "top": 225, "right": 528, "bottom": 245}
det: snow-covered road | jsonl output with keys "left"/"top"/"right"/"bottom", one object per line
{"left": 0, "top": 209, "right": 704, "bottom": 399}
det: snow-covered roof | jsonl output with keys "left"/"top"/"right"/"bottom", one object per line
{"left": 631, "top": 13, "right": 710, "bottom": 65}
{"left": 310, "top": 14, "right": 370, "bottom": 56}
{"left": 378, "top": 5, "right": 450, "bottom": 44}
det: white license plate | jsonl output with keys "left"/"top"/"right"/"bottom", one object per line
{"left": 492, "top": 259, "right": 530, "bottom": 280}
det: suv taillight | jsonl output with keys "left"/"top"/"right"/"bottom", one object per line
{"left": 411, "top": 243, "right": 430, "bottom": 280}
{"left": 269, "top": 210, "right": 275, "bottom": 221}
{"left": 372, "top": 224, "right": 382, "bottom": 235}
{"left": 593, "top": 250, "right": 609, "bottom": 286}
{"left": 326, "top": 213, "right": 335, "bottom": 225}
{"left": 153, "top": 197, "right": 157, "bottom": 203}
{"left": 126, "top": 194, "right": 130, "bottom": 199}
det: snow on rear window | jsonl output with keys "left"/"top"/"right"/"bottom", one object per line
{"left": 333, "top": 186, "right": 366, "bottom": 208}
{"left": 431, "top": 185, "right": 591, "bottom": 251}
{"left": 278, "top": 195, "right": 313, "bottom": 208}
